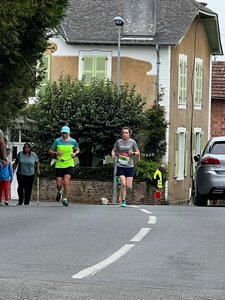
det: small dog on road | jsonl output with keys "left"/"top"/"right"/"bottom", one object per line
{"left": 101, "top": 197, "right": 110, "bottom": 205}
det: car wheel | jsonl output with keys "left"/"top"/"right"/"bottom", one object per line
{"left": 194, "top": 189, "right": 208, "bottom": 206}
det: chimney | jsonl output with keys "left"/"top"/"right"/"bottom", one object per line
{"left": 199, "top": 2, "right": 208, "bottom": 6}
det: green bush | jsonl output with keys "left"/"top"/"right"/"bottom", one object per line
{"left": 136, "top": 159, "right": 168, "bottom": 186}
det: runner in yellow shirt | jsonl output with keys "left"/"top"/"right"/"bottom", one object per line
{"left": 49, "top": 126, "right": 80, "bottom": 206}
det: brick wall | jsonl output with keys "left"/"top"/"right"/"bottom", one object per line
{"left": 34, "top": 179, "right": 165, "bottom": 205}
{"left": 211, "top": 99, "right": 225, "bottom": 136}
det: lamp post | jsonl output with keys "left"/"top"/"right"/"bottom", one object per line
{"left": 112, "top": 16, "right": 124, "bottom": 205}
{"left": 113, "top": 16, "right": 124, "bottom": 99}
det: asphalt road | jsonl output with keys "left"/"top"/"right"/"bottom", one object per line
{"left": 0, "top": 202, "right": 225, "bottom": 299}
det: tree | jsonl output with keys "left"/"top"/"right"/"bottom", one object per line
{"left": 0, "top": 0, "right": 69, "bottom": 129}
{"left": 25, "top": 76, "right": 146, "bottom": 167}
{"left": 138, "top": 105, "right": 168, "bottom": 161}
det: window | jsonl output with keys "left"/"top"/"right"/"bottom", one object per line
{"left": 210, "top": 142, "right": 225, "bottom": 155}
{"left": 192, "top": 128, "right": 204, "bottom": 174}
{"left": 78, "top": 51, "right": 112, "bottom": 83}
{"left": 174, "top": 128, "right": 188, "bottom": 180}
{"left": 178, "top": 54, "right": 187, "bottom": 109}
{"left": 194, "top": 58, "right": 203, "bottom": 109}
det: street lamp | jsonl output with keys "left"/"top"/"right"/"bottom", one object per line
{"left": 112, "top": 16, "right": 124, "bottom": 205}
{"left": 113, "top": 16, "right": 124, "bottom": 99}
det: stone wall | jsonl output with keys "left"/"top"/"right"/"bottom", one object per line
{"left": 34, "top": 178, "right": 165, "bottom": 205}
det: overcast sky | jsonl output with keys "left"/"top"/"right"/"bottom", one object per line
{"left": 203, "top": 0, "right": 225, "bottom": 60}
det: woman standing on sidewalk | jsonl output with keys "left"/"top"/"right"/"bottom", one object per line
{"left": 13, "top": 143, "right": 40, "bottom": 205}
{"left": 111, "top": 127, "right": 140, "bottom": 207}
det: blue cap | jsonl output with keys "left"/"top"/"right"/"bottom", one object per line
{"left": 61, "top": 126, "right": 70, "bottom": 134}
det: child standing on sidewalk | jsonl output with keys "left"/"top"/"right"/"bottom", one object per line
{"left": 0, "top": 159, "right": 13, "bottom": 205}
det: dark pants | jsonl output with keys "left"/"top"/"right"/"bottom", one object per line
{"left": 17, "top": 173, "right": 35, "bottom": 205}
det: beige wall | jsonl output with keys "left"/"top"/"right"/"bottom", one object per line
{"left": 50, "top": 55, "right": 156, "bottom": 109}
{"left": 112, "top": 57, "right": 156, "bottom": 109}
{"left": 168, "top": 20, "right": 211, "bottom": 202}
{"left": 51, "top": 56, "right": 79, "bottom": 81}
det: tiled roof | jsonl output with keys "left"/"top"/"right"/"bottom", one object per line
{"left": 212, "top": 61, "right": 225, "bottom": 99}
{"left": 57, "top": 0, "right": 221, "bottom": 53}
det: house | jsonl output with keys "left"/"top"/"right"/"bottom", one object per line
{"left": 41, "top": 0, "right": 222, "bottom": 203}
{"left": 211, "top": 61, "right": 225, "bottom": 137}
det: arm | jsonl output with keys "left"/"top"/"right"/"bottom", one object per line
{"left": 0, "top": 136, "right": 7, "bottom": 164}
{"left": 49, "top": 144, "right": 63, "bottom": 157}
{"left": 131, "top": 147, "right": 140, "bottom": 156}
{"left": 36, "top": 161, "right": 40, "bottom": 176}
{"left": 111, "top": 147, "right": 116, "bottom": 159}
{"left": 9, "top": 163, "right": 13, "bottom": 182}
{"left": 73, "top": 146, "right": 80, "bottom": 156}
{"left": 13, "top": 156, "right": 19, "bottom": 172}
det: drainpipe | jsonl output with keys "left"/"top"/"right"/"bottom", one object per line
{"left": 155, "top": 44, "right": 160, "bottom": 105}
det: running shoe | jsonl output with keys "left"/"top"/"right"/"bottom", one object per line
{"left": 63, "top": 198, "right": 69, "bottom": 207}
{"left": 5, "top": 202, "right": 9, "bottom": 206}
{"left": 121, "top": 200, "right": 126, "bottom": 207}
{"left": 56, "top": 190, "right": 63, "bottom": 202}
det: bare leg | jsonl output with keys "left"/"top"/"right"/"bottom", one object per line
{"left": 126, "top": 177, "right": 133, "bottom": 190}
{"left": 120, "top": 175, "right": 126, "bottom": 200}
{"left": 63, "top": 174, "right": 71, "bottom": 198}
{"left": 56, "top": 177, "right": 63, "bottom": 191}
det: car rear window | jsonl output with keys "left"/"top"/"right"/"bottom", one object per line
{"left": 210, "top": 142, "right": 225, "bottom": 154}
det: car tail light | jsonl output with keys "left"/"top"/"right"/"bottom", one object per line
{"left": 201, "top": 156, "right": 220, "bottom": 165}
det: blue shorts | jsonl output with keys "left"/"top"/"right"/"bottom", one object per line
{"left": 55, "top": 167, "right": 74, "bottom": 178}
{"left": 116, "top": 166, "right": 135, "bottom": 178}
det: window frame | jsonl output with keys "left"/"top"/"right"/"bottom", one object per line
{"left": 174, "top": 127, "right": 187, "bottom": 180}
{"left": 78, "top": 50, "right": 112, "bottom": 82}
{"left": 194, "top": 58, "right": 203, "bottom": 110}
{"left": 178, "top": 54, "right": 187, "bottom": 109}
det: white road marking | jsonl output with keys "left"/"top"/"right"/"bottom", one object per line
{"left": 129, "top": 205, "right": 139, "bottom": 208}
{"left": 130, "top": 228, "right": 151, "bottom": 242}
{"left": 139, "top": 208, "right": 152, "bottom": 214}
{"left": 72, "top": 244, "right": 135, "bottom": 279}
{"left": 148, "top": 216, "right": 157, "bottom": 224}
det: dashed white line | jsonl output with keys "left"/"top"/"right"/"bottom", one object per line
{"left": 72, "top": 206, "right": 157, "bottom": 279}
{"left": 148, "top": 215, "right": 157, "bottom": 224}
{"left": 72, "top": 244, "right": 135, "bottom": 279}
{"left": 130, "top": 227, "right": 151, "bottom": 242}
{"left": 139, "top": 208, "right": 152, "bottom": 214}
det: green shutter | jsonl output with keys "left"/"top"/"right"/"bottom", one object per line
{"left": 178, "top": 57, "right": 187, "bottom": 106}
{"left": 184, "top": 131, "right": 188, "bottom": 177}
{"left": 174, "top": 132, "right": 179, "bottom": 178}
{"left": 194, "top": 60, "right": 203, "bottom": 107}
{"left": 82, "top": 56, "right": 95, "bottom": 84}
{"left": 192, "top": 132, "right": 196, "bottom": 176}
{"left": 95, "top": 56, "right": 107, "bottom": 80}
{"left": 82, "top": 56, "right": 107, "bottom": 83}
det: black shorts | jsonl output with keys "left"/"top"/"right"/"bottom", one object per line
{"left": 55, "top": 167, "right": 74, "bottom": 178}
{"left": 116, "top": 166, "right": 135, "bottom": 178}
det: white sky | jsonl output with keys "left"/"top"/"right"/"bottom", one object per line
{"left": 203, "top": 0, "right": 225, "bottom": 60}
